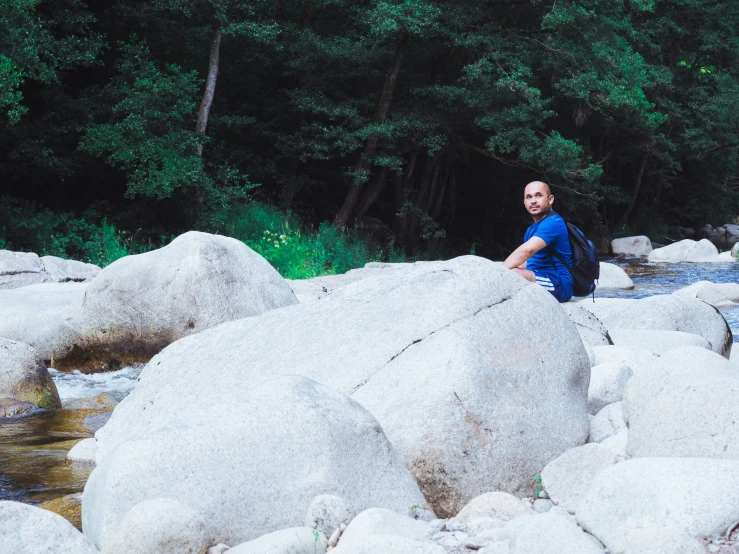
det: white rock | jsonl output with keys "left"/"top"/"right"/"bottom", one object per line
{"left": 600, "top": 431, "right": 628, "bottom": 459}
{"left": 304, "top": 495, "right": 354, "bottom": 538}
{"left": 605, "top": 520, "right": 705, "bottom": 554}
{"left": 451, "top": 492, "right": 534, "bottom": 527}
{"left": 0, "top": 283, "right": 86, "bottom": 361}
{"left": 83, "top": 376, "right": 427, "bottom": 550}
{"left": 624, "top": 363, "right": 739, "bottom": 459}
{"left": 597, "top": 263, "right": 634, "bottom": 290}
{"left": 207, "top": 545, "right": 231, "bottom": 554}
{"left": 715, "top": 250, "right": 736, "bottom": 262}
{"left": 228, "top": 527, "right": 327, "bottom": 554}
{"left": 67, "top": 438, "right": 97, "bottom": 464}
{"left": 67, "top": 231, "right": 298, "bottom": 371}
{"left": 655, "top": 346, "right": 730, "bottom": 373}
{"left": 0, "top": 500, "right": 98, "bottom": 554}
{"left": 41, "top": 256, "right": 101, "bottom": 283}
{"left": 490, "top": 511, "right": 604, "bottom": 553}
{"left": 540, "top": 444, "right": 616, "bottom": 514}
{"left": 647, "top": 239, "right": 696, "bottom": 263}
{"left": 685, "top": 239, "right": 720, "bottom": 262}
{"left": 579, "top": 295, "right": 732, "bottom": 357}
{"left": 588, "top": 362, "right": 633, "bottom": 414}
{"left": 0, "top": 337, "right": 60, "bottom": 409}
{"left": 331, "top": 535, "right": 444, "bottom": 554}
{"left": 724, "top": 223, "right": 739, "bottom": 236}
{"left": 0, "top": 250, "right": 51, "bottom": 289}
{"left": 611, "top": 236, "right": 653, "bottom": 257}
{"left": 104, "top": 498, "right": 209, "bottom": 554}
{"left": 577, "top": 458, "right": 739, "bottom": 544}
{"left": 561, "top": 305, "right": 612, "bottom": 347}
{"left": 589, "top": 402, "right": 626, "bottom": 443}
{"left": 674, "top": 280, "right": 739, "bottom": 306}
{"left": 591, "top": 346, "right": 659, "bottom": 375}
{"left": 93, "top": 256, "right": 591, "bottom": 517}
{"left": 584, "top": 342, "right": 596, "bottom": 368}
{"left": 532, "top": 499, "right": 553, "bottom": 513}
{"left": 608, "top": 329, "right": 710, "bottom": 355}
{"left": 339, "top": 508, "right": 429, "bottom": 548}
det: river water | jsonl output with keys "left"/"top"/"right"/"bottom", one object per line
{"left": 1, "top": 259, "right": 738, "bottom": 510}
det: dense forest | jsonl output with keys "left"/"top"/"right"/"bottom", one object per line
{"left": 2, "top": 0, "right": 739, "bottom": 274}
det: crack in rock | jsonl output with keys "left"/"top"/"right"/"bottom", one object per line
{"left": 349, "top": 294, "right": 513, "bottom": 395}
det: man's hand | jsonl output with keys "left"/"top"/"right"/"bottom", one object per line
{"left": 503, "top": 236, "right": 547, "bottom": 269}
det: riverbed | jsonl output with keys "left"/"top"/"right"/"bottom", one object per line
{"left": 1, "top": 259, "right": 738, "bottom": 512}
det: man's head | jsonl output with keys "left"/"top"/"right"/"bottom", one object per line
{"left": 524, "top": 181, "right": 554, "bottom": 221}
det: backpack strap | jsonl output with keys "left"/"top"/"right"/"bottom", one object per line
{"left": 547, "top": 247, "right": 573, "bottom": 275}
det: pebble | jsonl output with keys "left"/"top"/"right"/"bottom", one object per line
{"left": 533, "top": 499, "right": 553, "bottom": 513}
{"left": 708, "top": 545, "right": 720, "bottom": 553}
{"left": 327, "top": 527, "right": 342, "bottom": 547}
{"left": 206, "top": 545, "right": 230, "bottom": 554}
{"left": 538, "top": 491, "right": 548, "bottom": 499}
{"left": 428, "top": 519, "right": 447, "bottom": 534}
{"left": 454, "top": 531, "right": 470, "bottom": 542}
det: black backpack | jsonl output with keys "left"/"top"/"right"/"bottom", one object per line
{"left": 547, "top": 221, "right": 599, "bottom": 298}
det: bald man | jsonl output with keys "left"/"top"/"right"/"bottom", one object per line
{"left": 503, "top": 181, "right": 574, "bottom": 303}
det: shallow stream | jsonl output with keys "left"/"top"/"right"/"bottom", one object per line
{"left": 1, "top": 259, "right": 738, "bottom": 512}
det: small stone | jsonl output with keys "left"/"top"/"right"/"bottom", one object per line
{"left": 454, "top": 531, "right": 470, "bottom": 542}
{"left": 206, "top": 545, "right": 230, "bottom": 554}
{"left": 445, "top": 520, "right": 465, "bottom": 532}
{"left": 328, "top": 527, "right": 342, "bottom": 548}
{"left": 709, "top": 545, "right": 720, "bottom": 553}
{"left": 533, "top": 499, "right": 553, "bottom": 513}
{"left": 431, "top": 531, "right": 450, "bottom": 541}
{"left": 466, "top": 517, "right": 504, "bottom": 534}
{"left": 538, "top": 491, "right": 548, "bottom": 499}
{"left": 464, "top": 537, "right": 488, "bottom": 550}
{"left": 428, "top": 519, "right": 446, "bottom": 534}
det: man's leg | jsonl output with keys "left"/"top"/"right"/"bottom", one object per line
{"left": 511, "top": 267, "right": 536, "bottom": 282}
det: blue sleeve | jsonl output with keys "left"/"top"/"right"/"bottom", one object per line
{"left": 531, "top": 217, "right": 561, "bottom": 246}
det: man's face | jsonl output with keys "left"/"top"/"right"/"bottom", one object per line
{"left": 524, "top": 182, "right": 554, "bottom": 218}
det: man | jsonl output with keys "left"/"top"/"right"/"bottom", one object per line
{"left": 503, "top": 181, "right": 573, "bottom": 303}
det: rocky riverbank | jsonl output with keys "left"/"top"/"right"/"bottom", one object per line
{"left": 1, "top": 234, "right": 738, "bottom": 554}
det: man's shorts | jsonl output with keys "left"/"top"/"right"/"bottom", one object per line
{"left": 532, "top": 270, "right": 572, "bottom": 303}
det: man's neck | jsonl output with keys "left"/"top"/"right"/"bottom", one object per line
{"left": 531, "top": 210, "right": 551, "bottom": 223}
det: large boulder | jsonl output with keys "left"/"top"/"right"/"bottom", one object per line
{"left": 673, "top": 280, "right": 739, "bottom": 306}
{"left": 611, "top": 236, "right": 652, "bottom": 257}
{"left": 577, "top": 458, "right": 739, "bottom": 544}
{"left": 0, "top": 250, "right": 51, "bottom": 289}
{"left": 0, "top": 337, "right": 61, "bottom": 409}
{"left": 608, "top": 329, "right": 710, "bottom": 355}
{"left": 647, "top": 239, "right": 723, "bottom": 263}
{"left": 646, "top": 239, "right": 696, "bottom": 263}
{"left": 41, "top": 256, "right": 101, "bottom": 283}
{"left": 92, "top": 256, "right": 591, "bottom": 517}
{"left": 58, "top": 231, "right": 298, "bottom": 371}
{"left": 0, "top": 500, "right": 98, "bottom": 554}
{"left": 624, "top": 363, "right": 739, "bottom": 459}
{"left": 578, "top": 295, "right": 732, "bottom": 358}
{"left": 684, "top": 238, "right": 720, "bottom": 262}
{"left": 655, "top": 345, "right": 730, "bottom": 373}
{"left": 0, "top": 283, "right": 86, "bottom": 363}
{"left": 82, "top": 376, "right": 428, "bottom": 550}
{"left": 597, "top": 263, "right": 634, "bottom": 290}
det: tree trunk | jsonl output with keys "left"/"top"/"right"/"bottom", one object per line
{"left": 196, "top": 24, "right": 222, "bottom": 158}
{"left": 394, "top": 151, "right": 417, "bottom": 246}
{"left": 334, "top": 32, "right": 409, "bottom": 227}
{"left": 621, "top": 153, "right": 648, "bottom": 225}
{"left": 355, "top": 167, "right": 389, "bottom": 221}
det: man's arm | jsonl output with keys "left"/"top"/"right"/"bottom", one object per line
{"left": 503, "top": 236, "right": 547, "bottom": 269}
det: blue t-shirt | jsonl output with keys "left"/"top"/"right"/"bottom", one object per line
{"left": 524, "top": 211, "right": 574, "bottom": 292}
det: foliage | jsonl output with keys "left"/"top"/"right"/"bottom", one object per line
{"left": 210, "top": 201, "right": 404, "bottom": 279}
{"left": 3, "top": 0, "right": 739, "bottom": 261}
